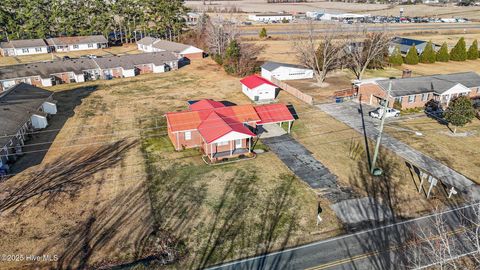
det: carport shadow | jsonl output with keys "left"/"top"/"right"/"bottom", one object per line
{"left": 286, "top": 104, "right": 299, "bottom": 120}
{"left": 8, "top": 85, "right": 99, "bottom": 174}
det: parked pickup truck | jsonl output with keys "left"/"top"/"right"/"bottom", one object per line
{"left": 369, "top": 107, "right": 400, "bottom": 119}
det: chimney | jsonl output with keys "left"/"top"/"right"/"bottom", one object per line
{"left": 402, "top": 69, "right": 412, "bottom": 78}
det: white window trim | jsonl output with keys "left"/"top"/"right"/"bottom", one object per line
{"left": 408, "top": 95, "right": 416, "bottom": 103}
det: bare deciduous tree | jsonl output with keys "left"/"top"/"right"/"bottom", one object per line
{"left": 406, "top": 203, "right": 480, "bottom": 269}
{"left": 205, "top": 17, "right": 239, "bottom": 57}
{"left": 344, "top": 26, "right": 391, "bottom": 80}
{"left": 292, "top": 22, "right": 345, "bottom": 86}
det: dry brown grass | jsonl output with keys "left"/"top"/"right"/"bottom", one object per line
{"left": 387, "top": 117, "right": 480, "bottom": 184}
{"left": 0, "top": 44, "right": 141, "bottom": 67}
{"left": 0, "top": 59, "right": 340, "bottom": 269}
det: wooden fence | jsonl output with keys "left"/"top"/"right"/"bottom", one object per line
{"left": 271, "top": 77, "right": 314, "bottom": 105}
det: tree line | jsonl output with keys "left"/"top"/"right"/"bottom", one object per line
{"left": 0, "top": 0, "right": 187, "bottom": 42}
{"left": 389, "top": 37, "right": 479, "bottom": 66}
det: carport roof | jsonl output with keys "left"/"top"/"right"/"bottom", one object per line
{"left": 255, "top": 104, "right": 294, "bottom": 124}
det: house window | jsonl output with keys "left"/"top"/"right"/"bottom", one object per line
{"left": 22, "top": 48, "right": 29, "bottom": 53}
{"left": 73, "top": 44, "right": 79, "bottom": 49}
{"left": 35, "top": 48, "right": 42, "bottom": 52}
{"left": 184, "top": 131, "right": 191, "bottom": 140}
{"left": 408, "top": 95, "right": 416, "bottom": 103}
{"left": 88, "top": 43, "right": 93, "bottom": 48}
{"left": 217, "top": 141, "right": 228, "bottom": 146}
{"left": 395, "top": 97, "right": 403, "bottom": 104}
{"left": 421, "top": 93, "right": 429, "bottom": 101}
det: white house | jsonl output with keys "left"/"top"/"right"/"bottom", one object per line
{"left": 261, "top": 61, "right": 314, "bottom": 81}
{"left": 248, "top": 13, "right": 293, "bottom": 22}
{"left": 240, "top": 74, "right": 278, "bottom": 102}
{"left": 0, "top": 39, "right": 49, "bottom": 56}
{"left": 137, "top": 37, "right": 204, "bottom": 59}
{"left": 46, "top": 35, "right": 108, "bottom": 52}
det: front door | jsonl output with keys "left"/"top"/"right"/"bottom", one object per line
{"left": 235, "top": 139, "right": 242, "bottom": 149}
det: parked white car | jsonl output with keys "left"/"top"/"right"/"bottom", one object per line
{"left": 369, "top": 107, "right": 400, "bottom": 119}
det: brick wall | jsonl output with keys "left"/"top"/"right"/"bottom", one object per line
{"left": 135, "top": 64, "right": 153, "bottom": 74}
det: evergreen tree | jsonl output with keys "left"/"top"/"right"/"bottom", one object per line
{"left": 419, "top": 41, "right": 436, "bottom": 64}
{"left": 223, "top": 40, "right": 241, "bottom": 75}
{"left": 389, "top": 45, "right": 403, "bottom": 66}
{"left": 404, "top": 45, "right": 419, "bottom": 65}
{"left": 436, "top": 42, "right": 450, "bottom": 62}
{"left": 467, "top": 39, "right": 479, "bottom": 60}
{"left": 259, "top": 27, "right": 267, "bottom": 39}
{"left": 450, "top": 37, "right": 467, "bottom": 61}
{"left": 444, "top": 96, "right": 476, "bottom": 133}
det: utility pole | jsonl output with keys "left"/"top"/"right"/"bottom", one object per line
{"left": 370, "top": 80, "right": 392, "bottom": 176}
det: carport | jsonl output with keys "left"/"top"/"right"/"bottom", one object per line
{"left": 255, "top": 103, "right": 295, "bottom": 134}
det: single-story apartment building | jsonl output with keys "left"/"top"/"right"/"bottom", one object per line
{"left": 165, "top": 99, "right": 294, "bottom": 162}
{"left": 0, "top": 39, "right": 49, "bottom": 56}
{"left": 137, "top": 37, "right": 204, "bottom": 59}
{"left": 240, "top": 74, "right": 279, "bottom": 102}
{"left": 357, "top": 72, "right": 480, "bottom": 109}
{"left": 93, "top": 52, "right": 179, "bottom": 79}
{"left": 46, "top": 35, "right": 108, "bottom": 52}
{"left": 0, "top": 52, "right": 179, "bottom": 91}
{"left": 248, "top": 13, "right": 294, "bottom": 22}
{"left": 261, "top": 61, "right": 314, "bottom": 81}
{"left": 0, "top": 83, "right": 57, "bottom": 174}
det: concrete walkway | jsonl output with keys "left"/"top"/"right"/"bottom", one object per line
{"left": 318, "top": 102, "right": 480, "bottom": 201}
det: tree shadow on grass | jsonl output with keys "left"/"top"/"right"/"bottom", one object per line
{"left": 191, "top": 173, "right": 299, "bottom": 270}
{"left": 0, "top": 139, "right": 137, "bottom": 214}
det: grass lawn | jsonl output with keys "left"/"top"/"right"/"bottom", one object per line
{"left": 386, "top": 116, "right": 480, "bottom": 184}
{"left": 0, "top": 43, "right": 141, "bottom": 67}
{"left": 0, "top": 59, "right": 341, "bottom": 270}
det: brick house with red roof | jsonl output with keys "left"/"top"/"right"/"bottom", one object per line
{"left": 240, "top": 74, "right": 279, "bottom": 102}
{"left": 166, "top": 99, "right": 294, "bottom": 162}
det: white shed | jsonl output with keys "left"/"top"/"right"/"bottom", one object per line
{"left": 261, "top": 61, "right": 314, "bottom": 81}
{"left": 240, "top": 75, "right": 278, "bottom": 102}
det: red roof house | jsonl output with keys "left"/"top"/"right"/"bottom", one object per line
{"left": 240, "top": 75, "right": 279, "bottom": 102}
{"left": 165, "top": 99, "right": 294, "bottom": 162}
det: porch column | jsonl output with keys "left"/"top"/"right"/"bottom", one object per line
{"left": 249, "top": 138, "right": 251, "bottom": 153}
{"left": 176, "top": 132, "right": 180, "bottom": 150}
{"left": 230, "top": 140, "right": 233, "bottom": 156}
{"left": 288, "top": 121, "right": 292, "bottom": 133}
{"left": 210, "top": 143, "right": 213, "bottom": 160}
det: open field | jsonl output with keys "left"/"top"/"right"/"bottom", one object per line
{"left": 387, "top": 117, "right": 480, "bottom": 184}
{"left": 186, "top": 0, "right": 480, "bottom": 19}
{"left": 0, "top": 43, "right": 140, "bottom": 67}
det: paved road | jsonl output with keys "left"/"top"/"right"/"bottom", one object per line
{"left": 318, "top": 102, "right": 480, "bottom": 201}
{"left": 239, "top": 23, "right": 480, "bottom": 36}
{"left": 207, "top": 203, "right": 479, "bottom": 270}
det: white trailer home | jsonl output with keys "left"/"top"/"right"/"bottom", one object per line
{"left": 0, "top": 39, "right": 49, "bottom": 56}
{"left": 261, "top": 61, "right": 314, "bottom": 81}
{"left": 240, "top": 74, "right": 279, "bottom": 102}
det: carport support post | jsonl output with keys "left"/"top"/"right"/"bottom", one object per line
{"left": 370, "top": 80, "right": 392, "bottom": 175}
{"left": 288, "top": 121, "right": 291, "bottom": 133}
{"left": 418, "top": 171, "right": 425, "bottom": 193}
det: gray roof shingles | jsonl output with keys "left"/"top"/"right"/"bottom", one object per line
{"left": 45, "top": 35, "right": 108, "bottom": 46}
{"left": 0, "top": 83, "right": 53, "bottom": 147}
{"left": 0, "top": 39, "right": 47, "bottom": 49}
{"left": 376, "top": 72, "right": 480, "bottom": 97}
{"left": 94, "top": 52, "right": 178, "bottom": 70}
{"left": 261, "top": 61, "right": 310, "bottom": 72}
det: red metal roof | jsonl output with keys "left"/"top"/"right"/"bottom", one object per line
{"left": 198, "top": 112, "right": 255, "bottom": 143}
{"left": 255, "top": 104, "right": 294, "bottom": 124}
{"left": 189, "top": 99, "right": 226, "bottom": 111}
{"left": 166, "top": 99, "right": 293, "bottom": 143}
{"left": 240, "top": 75, "right": 277, "bottom": 89}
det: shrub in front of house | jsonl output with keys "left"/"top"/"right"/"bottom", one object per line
{"left": 450, "top": 37, "right": 467, "bottom": 61}
{"left": 404, "top": 45, "right": 419, "bottom": 65}
{"left": 436, "top": 42, "right": 450, "bottom": 62}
